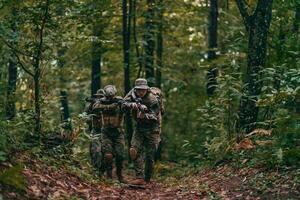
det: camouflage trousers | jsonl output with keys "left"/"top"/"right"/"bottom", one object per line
{"left": 90, "top": 135, "right": 104, "bottom": 174}
{"left": 101, "top": 127, "right": 125, "bottom": 176}
{"left": 131, "top": 128, "right": 161, "bottom": 181}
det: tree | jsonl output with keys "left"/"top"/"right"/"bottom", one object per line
{"left": 5, "top": 9, "right": 18, "bottom": 119}
{"left": 155, "top": 0, "right": 163, "bottom": 88}
{"left": 144, "top": 0, "right": 156, "bottom": 86}
{"left": 293, "top": 4, "right": 300, "bottom": 33}
{"left": 2, "top": 0, "right": 51, "bottom": 136}
{"left": 235, "top": 0, "right": 273, "bottom": 135}
{"left": 58, "top": 48, "right": 72, "bottom": 131}
{"left": 122, "top": 0, "right": 134, "bottom": 153}
{"left": 206, "top": 0, "right": 218, "bottom": 96}
{"left": 91, "top": 25, "right": 102, "bottom": 97}
{"left": 133, "top": 0, "right": 144, "bottom": 78}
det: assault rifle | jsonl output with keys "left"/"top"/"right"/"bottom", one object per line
{"left": 133, "top": 98, "right": 157, "bottom": 121}
{"left": 85, "top": 97, "right": 98, "bottom": 103}
{"left": 100, "top": 97, "right": 125, "bottom": 105}
{"left": 134, "top": 98, "right": 148, "bottom": 113}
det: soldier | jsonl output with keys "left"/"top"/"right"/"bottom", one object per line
{"left": 84, "top": 89, "right": 104, "bottom": 173}
{"left": 84, "top": 89, "right": 105, "bottom": 134}
{"left": 93, "top": 85, "right": 126, "bottom": 182}
{"left": 123, "top": 78, "right": 161, "bottom": 185}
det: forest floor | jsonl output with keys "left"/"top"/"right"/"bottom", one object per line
{"left": 1, "top": 152, "right": 300, "bottom": 200}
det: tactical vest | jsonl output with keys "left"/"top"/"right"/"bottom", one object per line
{"left": 101, "top": 98, "right": 124, "bottom": 128}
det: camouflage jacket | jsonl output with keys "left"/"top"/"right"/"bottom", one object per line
{"left": 84, "top": 101, "right": 102, "bottom": 130}
{"left": 123, "top": 90, "right": 160, "bottom": 132}
{"left": 93, "top": 96, "right": 124, "bottom": 128}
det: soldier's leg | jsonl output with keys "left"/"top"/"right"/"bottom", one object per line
{"left": 114, "top": 129, "right": 125, "bottom": 182}
{"left": 130, "top": 130, "right": 144, "bottom": 178}
{"left": 90, "top": 138, "right": 103, "bottom": 171}
{"left": 101, "top": 132, "right": 114, "bottom": 179}
{"left": 144, "top": 130, "right": 160, "bottom": 182}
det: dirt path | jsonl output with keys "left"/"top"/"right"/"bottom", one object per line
{"left": 2, "top": 158, "right": 299, "bottom": 200}
{"left": 21, "top": 164, "right": 196, "bottom": 200}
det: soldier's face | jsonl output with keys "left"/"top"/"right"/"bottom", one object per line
{"left": 135, "top": 89, "right": 147, "bottom": 97}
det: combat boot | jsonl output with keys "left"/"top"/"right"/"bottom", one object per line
{"left": 130, "top": 178, "right": 146, "bottom": 185}
{"left": 116, "top": 168, "right": 127, "bottom": 183}
{"left": 144, "top": 159, "right": 154, "bottom": 183}
{"left": 106, "top": 169, "right": 112, "bottom": 179}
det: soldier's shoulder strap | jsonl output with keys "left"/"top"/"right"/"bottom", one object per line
{"left": 149, "top": 87, "right": 164, "bottom": 114}
{"left": 124, "top": 89, "right": 135, "bottom": 100}
{"left": 115, "top": 96, "right": 123, "bottom": 100}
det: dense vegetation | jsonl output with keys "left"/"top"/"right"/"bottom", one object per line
{"left": 0, "top": 0, "right": 299, "bottom": 199}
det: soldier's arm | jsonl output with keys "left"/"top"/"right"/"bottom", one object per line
{"left": 121, "top": 95, "right": 137, "bottom": 111}
{"left": 144, "top": 100, "right": 159, "bottom": 121}
{"left": 93, "top": 101, "right": 118, "bottom": 112}
{"left": 84, "top": 102, "right": 93, "bottom": 114}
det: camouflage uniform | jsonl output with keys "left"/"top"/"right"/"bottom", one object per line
{"left": 123, "top": 79, "right": 161, "bottom": 182}
{"left": 84, "top": 89, "right": 104, "bottom": 173}
{"left": 93, "top": 85, "right": 125, "bottom": 181}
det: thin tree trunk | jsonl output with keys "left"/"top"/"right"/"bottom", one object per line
{"left": 122, "top": 0, "right": 134, "bottom": 158}
{"left": 58, "top": 48, "right": 72, "bottom": 131}
{"left": 293, "top": 5, "right": 300, "bottom": 33}
{"left": 133, "top": 0, "right": 143, "bottom": 78}
{"left": 6, "top": 58, "right": 17, "bottom": 120}
{"left": 33, "top": 0, "right": 50, "bottom": 136}
{"left": 294, "top": 5, "right": 300, "bottom": 113}
{"left": 274, "top": 23, "right": 285, "bottom": 91}
{"left": 154, "top": 0, "right": 163, "bottom": 161}
{"left": 6, "top": 7, "right": 18, "bottom": 120}
{"left": 144, "top": 0, "right": 156, "bottom": 86}
{"left": 156, "top": 0, "right": 163, "bottom": 88}
{"left": 206, "top": 0, "right": 218, "bottom": 96}
{"left": 91, "top": 25, "right": 102, "bottom": 97}
{"left": 236, "top": 0, "right": 273, "bottom": 136}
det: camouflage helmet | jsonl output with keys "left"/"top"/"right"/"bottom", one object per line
{"left": 94, "top": 89, "right": 105, "bottom": 97}
{"left": 134, "top": 78, "right": 149, "bottom": 90}
{"left": 103, "top": 85, "right": 117, "bottom": 97}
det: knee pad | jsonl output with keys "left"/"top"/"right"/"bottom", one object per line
{"left": 104, "top": 153, "right": 113, "bottom": 163}
{"left": 129, "top": 147, "right": 137, "bottom": 160}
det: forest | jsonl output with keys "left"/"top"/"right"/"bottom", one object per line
{"left": 0, "top": 0, "right": 299, "bottom": 199}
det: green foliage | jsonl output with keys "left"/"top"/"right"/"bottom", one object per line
{"left": 0, "top": 0, "right": 298, "bottom": 172}
{"left": 0, "top": 164, "right": 26, "bottom": 190}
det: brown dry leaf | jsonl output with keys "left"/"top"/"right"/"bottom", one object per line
{"left": 56, "top": 180, "right": 67, "bottom": 188}
{"left": 29, "top": 185, "right": 43, "bottom": 197}
{"left": 246, "top": 129, "right": 272, "bottom": 137}
{"left": 235, "top": 138, "right": 254, "bottom": 150}
{"left": 255, "top": 140, "right": 273, "bottom": 146}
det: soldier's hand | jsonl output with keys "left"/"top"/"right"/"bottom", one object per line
{"left": 106, "top": 103, "right": 118, "bottom": 110}
{"left": 130, "top": 103, "right": 138, "bottom": 110}
{"left": 137, "top": 111, "right": 145, "bottom": 119}
{"left": 139, "top": 104, "right": 148, "bottom": 112}
{"left": 145, "top": 114, "right": 158, "bottom": 121}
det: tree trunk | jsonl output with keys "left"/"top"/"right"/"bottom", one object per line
{"left": 154, "top": 0, "right": 163, "bottom": 161}
{"left": 206, "top": 0, "right": 218, "bottom": 96}
{"left": 294, "top": 5, "right": 300, "bottom": 114}
{"left": 34, "top": 68, "right": 41, "bottom": 136}
{"left": 156, "top": 0, "right": 163, "bottom": 88}
{"left": 144, "top": 0, "right": 156, "bottom": 86}
{"left": 122, "top": 0, "right": 134, "bottom": 158}
{"left": 58, "top": 48, "right": 72, "bottom": 131}
{"left": 33, "top": 0, "right": 50, "bottom": 136}
{"left": 133, "top": 0, "right": 143, "bottom": 78}
{"left": 6, "top": 7, "right": 18, "bottom": 120}
{"left": 6, "top": 54, "right": 18, "bottom": 120}
{"left": 91, "top": 25, "right": 102, "bottom": 97}
{"left": 293, "top": 5, "right": 300, "bottom": 33}
{"left": 236, "top": 0, "right": 273, "bottom": 136}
